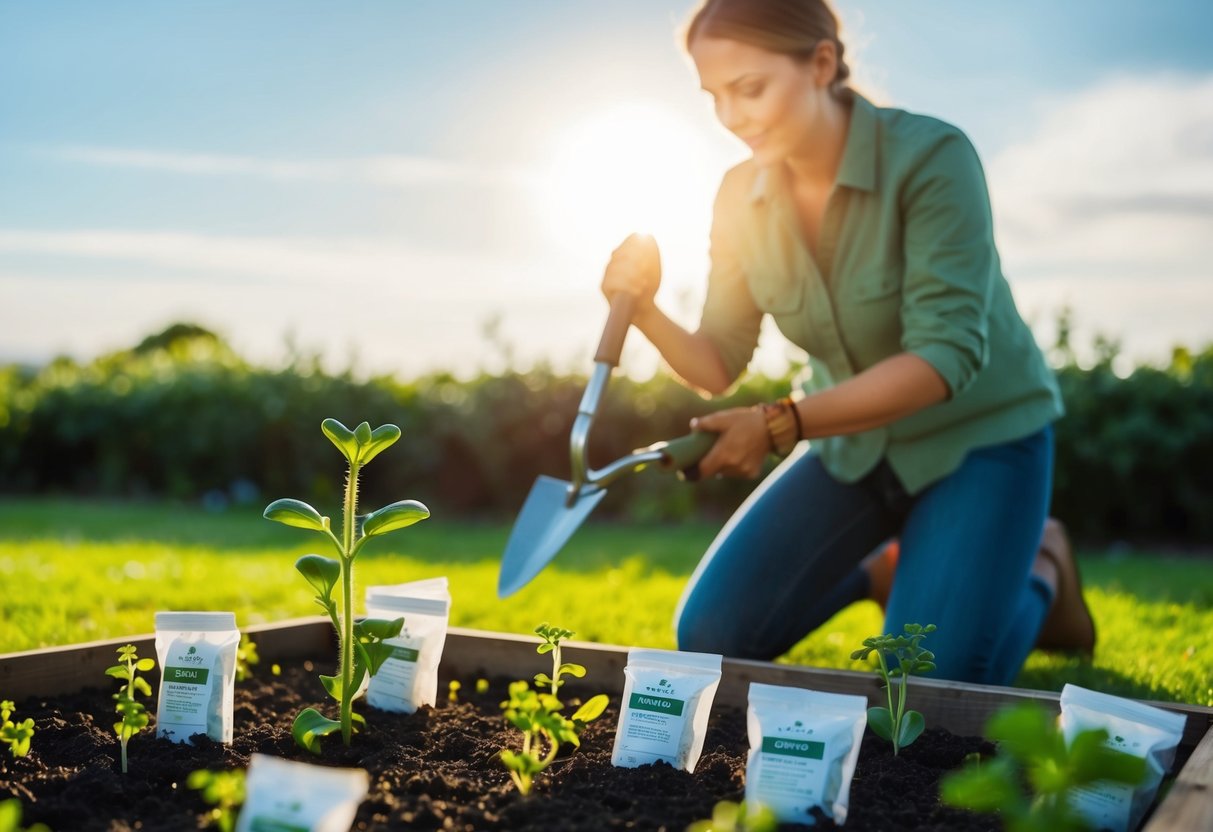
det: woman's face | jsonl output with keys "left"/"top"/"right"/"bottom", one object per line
{"left": 690, "top": 35, "right": 831, "bottom": 166}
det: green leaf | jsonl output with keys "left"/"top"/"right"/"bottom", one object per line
{"left": 292, "top": 708, "right": 342, "bottom": 755}
{"left": 105, "top": 666, "right": 129, "bottom": 679}
{"left": 354, "top": 616, "right": 405, "bottom": 641}
{"left": 321, "top": 418, "right": 358, "bottom": 462}
{"left": 867, "top": 706, "right": 894, "bottom": 741}
{"left": 940, "top": 757, "right": 1025, "bottom": 814}
{"left": 536, "top": 642, "right": 555, "bottom": 654}
{"left": 133, "top": 677, "right": 152, "bottom": 697}
{"left": 360, "top": 641, "right": 396, "bottom": 678}
{"left": 557, "top": 662, "right": 586, "bottom": 678}
{"left": 263, "top": 498, "right": 329, "bottom": 532}
{"left": 362, "top": 500, "right": 430, "bottom": 537}
{"left": 320, "top": 674, "right": 343, "bottom": 702}
{"left": 571, "top": 694, "right": 609, "bottom": 724}
{"left": 897, "top": 709, "right": 925, "bottom": 749}
{"left": 358, "top": 424, "right": 402, "bottom": 465}
{"left": 295, "top": 555, "right": 341, "bottom": 600}
{"left": 354, "top": 421, "right": 373, "bottom": 448}
{"left": 135, "top": 658, "right": 155, "bottom": 672}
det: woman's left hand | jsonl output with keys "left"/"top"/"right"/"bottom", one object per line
{"left": 691, "top": 407, "right": 770, "bottom": 479}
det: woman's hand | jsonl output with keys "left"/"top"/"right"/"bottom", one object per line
{"left": 601, "top": 233, "right": 661, "bottom": 313}
{"left": 690, "top": 406, "right": 770, "bottom": 479}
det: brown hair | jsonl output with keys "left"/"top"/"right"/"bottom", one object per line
{"left": 683, "top": 0, "right": 851, "bottom": 94}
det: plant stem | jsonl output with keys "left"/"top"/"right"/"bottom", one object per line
{"left": 120, "top": 737, "right": 128, "bottom": 773}
{"left": 339, "top": 461, "right": 361, "bottom": 746}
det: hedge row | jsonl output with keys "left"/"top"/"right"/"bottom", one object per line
{"left": 2, "top": 325, "right": 1210, "bottom": 544}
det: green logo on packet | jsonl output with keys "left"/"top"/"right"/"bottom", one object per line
{"left": 164, "top": 666, "right": 210, "bottom": 685}
{"left": 762, "top": 736, "right": 825, "bottom": 759}
{"left": 390, "top": 646, "right": 420, "bottom": 662}
{"left": 629, "top": 693, "right": 685, "bottom": 716}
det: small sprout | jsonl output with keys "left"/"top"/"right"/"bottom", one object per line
{"left": 941, "top": 702, "right": 1147, "bottom": 832}
{"left": 235, "top": 635, "right": 260, "bottom": 682}
{"left": 851, "top": 623, "right": 936, "bottom": 755}
{"left": 448, "top": 680, "right": 462, "bottom": 703}
{"left": 476, "top": 678, "right": 490, "bottom": 695}
{"left": 1, "top": 700, "right": 35, "bottom": 760}
{"left": 106, "top": 644, "right": 155, "bottom": 774}
{"left": 0, "top": 799, "right": 52, "bottom": 832}
{"left": 271, "top": 664, "right": 281, "bottom": 677}
{"left": 264, "top": 418, "right": 430, "bottom": 754}
{"left": 187, "top": 768, "right": 246, "bottom": 832}
{"left": 687, "top": 800, "right": 778, "bottom": 832}
{"left": 500, "top": 623, "right": 609, "bottom": 795}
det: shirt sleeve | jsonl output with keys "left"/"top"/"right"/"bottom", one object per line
{"left": 697, "top": 170, "right": 763, "bottom": 384}
{"left": 899, "top": 130, "right": 997, "bottom": 398}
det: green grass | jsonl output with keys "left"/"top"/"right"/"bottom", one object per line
{"left": 2, "top": 498, "right": 1211, "bottom": 706}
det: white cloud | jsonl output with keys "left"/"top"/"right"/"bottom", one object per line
{"left": 41, "top": 145, "right": 532, "bottom": 190}
{"left": 987, "top": 74, "right": 1213, "bottom": 357}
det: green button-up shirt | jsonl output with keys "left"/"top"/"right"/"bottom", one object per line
{"left": 699, "top": 92, "right": 1063, "bottom": 494}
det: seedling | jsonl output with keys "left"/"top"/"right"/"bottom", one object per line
{"left": 105, "top": 644, "right": 154, "bottom": 773}
{"left": 187, "top": 768, "right": 246, "bottom": 832}
{"left": 499, "top": 623, "right": 609, "bottom": 795}
{"left": 264, "top": 418, "right": 430, "bottom": 753}
{"left": 941, "top": 701, "right": 1147, "bottom": 831}
{"left": 235, "top": 635, "right": 260, "bottom": 682}
{"left": 0, "top": 799, "right": 51, "bottom": 832}
{"left": 687, "top": 800, "right": 778, "bottom": 832}
{"left": 850, "top": 622, "right": 936, "bottom": 754}
{"left": 448, "top": 680, "right": 462, "bottom": 703}
{"left": 0, "top": 700, "right": 34, "bottom": 759}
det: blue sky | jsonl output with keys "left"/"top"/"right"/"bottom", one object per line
{"left": 2, "top": 0, "right": 1211, "bottom": 377}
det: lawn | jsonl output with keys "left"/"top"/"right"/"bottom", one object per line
{"left": 1, "top": 498, "right": 1211, "bottom": 706}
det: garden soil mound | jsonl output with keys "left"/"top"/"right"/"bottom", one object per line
{"left": 1, "top": 658, "right": 999, "bottom": 831}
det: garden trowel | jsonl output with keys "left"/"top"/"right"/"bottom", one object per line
{"left": 497, "top": 290, "right": 718, "bottom": 599}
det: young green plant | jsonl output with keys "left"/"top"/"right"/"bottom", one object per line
{"left": 686, "top": 800, "right": 778, "bottom": 832}
{"left": 499, "top": 623, "right": 609, "bottom": 795}
{"left": 235, "top": 635, "right": 259, "bottom": 682}
{"left": 0, "top": 799, "right": 51, "bottom": 832}
{"left": 940, "top": 701, "right": 1147, "bottom": 832}
{"left": 850, "top": 622, "right": 936, "bottom": 755}
{"left": 187, "top": 768, "right": 246, "bottom": 832}
{"left": 263, "top": 418, "right": 430, "bottom": 753}
{"left": 106, "top": 644, "right": 154, "bottom": 773}
{"left": 0, "top": 700, "right": 34, "bottom": 759}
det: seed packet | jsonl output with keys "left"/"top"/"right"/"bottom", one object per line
{"left": 235, "top": 753, "right": 368, "bottom": 832}
{"left": 362, "top": 577, "right": 451, "bottom": 713}
{"left": 611, "top": 647, "right": 722, "bottom": 772}
{"left": 745, "top": 683, "right": 867, "bottom": 826}
{"left": 1059, "top": 683, "right": 1188, "bottom": 832}
{"left": 154, "top": 611, "right": 240, "bottom": 743}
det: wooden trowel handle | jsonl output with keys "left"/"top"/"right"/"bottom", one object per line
{"left": 594, "top": 292, "right": 637, "bottom": 367}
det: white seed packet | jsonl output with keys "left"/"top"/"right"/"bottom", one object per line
{"left": 745, "top": 683, "right": 867, "bottom": 826}
{"left": 362, "top": 577, "right": 451, "bottom": 713}
{"left": 1059, "top": 683, "right": 1188, "bottom": 832}
{"left": 154, "top": 611, "right": 239, "bottom": 743}
{"left": 235, "top": 753, "right": 368, "bottom": 832}
{"left": 611, "top": 647, "right": 722, "bottom": 772}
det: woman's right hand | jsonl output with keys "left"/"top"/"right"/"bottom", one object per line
{"left": 601, "top": 233, "right": 661, "bottom": 313}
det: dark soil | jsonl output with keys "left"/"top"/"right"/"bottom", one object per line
{"left": 1, "top": 657, "right": 1002, "bottom": 831}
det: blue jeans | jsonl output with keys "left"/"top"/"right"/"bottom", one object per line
{"left": 674, "top": 427, "right": 1054, "bottom": 686}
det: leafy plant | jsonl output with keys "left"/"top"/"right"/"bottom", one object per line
{"left": 499, "top": 623, "right": 609, "bottom": 796}
{"left": 941, "top": 701, "right": 1147, "bottom": 831}
{"left": 105, "top": 644, "right": 154, "bottom": 773}
{"left": 187, "top": 768, "right": 246, "bottom": 832}
{"left": 850, "top": 623, "right": 936, "bottom": 755}
{"left": 235, "top": 635, "right": 259, "bottom": 682}
{"left": 0, "top": 700, "right": 34, "bottom": 759}
{"left": 264, "top": 418, "right": 430, "bottom": 753}
{"left": 686, "top": 800, "right": 778, "bottom": 832}
{"left": 0, "top": 799, "right": 51, "bottom": 832}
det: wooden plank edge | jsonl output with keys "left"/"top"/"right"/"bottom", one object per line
{"left": 1143, "top": 723, "right": 1213, "bottom": 831}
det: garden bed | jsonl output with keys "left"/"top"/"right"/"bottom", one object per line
{"left": 2, "top": 619, "right": 1211, "bottom": 831}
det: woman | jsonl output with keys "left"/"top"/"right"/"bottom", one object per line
{"left": 601, "top": 0, "right": 1093, "bottom": 685}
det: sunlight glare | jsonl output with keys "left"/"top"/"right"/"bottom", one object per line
{"left": 541, "top": 102, "right": 728, "bottom": 292}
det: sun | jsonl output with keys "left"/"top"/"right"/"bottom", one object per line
{"left": 540, "top": 102, "right": 734, "bottom": 290}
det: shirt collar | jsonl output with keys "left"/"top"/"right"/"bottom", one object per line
{"left": 748, "top": 90, "right": 879, "bottom": 205}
